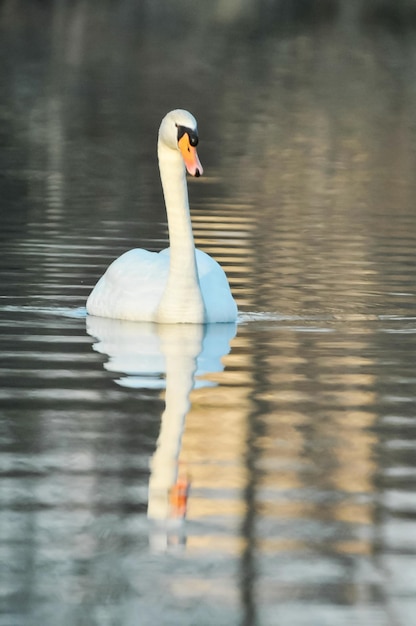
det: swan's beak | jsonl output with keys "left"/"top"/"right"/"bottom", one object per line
{"left": 178, "top": 134, "right": 203, "bottom": 177}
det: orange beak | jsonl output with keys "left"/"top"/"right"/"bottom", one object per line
{"left": 178, "top": 133, "right": 203, "bottom": 177}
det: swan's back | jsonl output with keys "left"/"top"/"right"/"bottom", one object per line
{"left": 86, "top": 249, "right": 169, "bottom": 321}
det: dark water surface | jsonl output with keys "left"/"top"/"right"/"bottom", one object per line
{"left": 1, "top": 2, "right": 416, "bottom": 625}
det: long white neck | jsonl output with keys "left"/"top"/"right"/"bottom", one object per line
{"left": 156, "top": 142, "right": 205, "bottom": 323}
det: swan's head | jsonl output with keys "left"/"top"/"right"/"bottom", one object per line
{"left": 158, "top": 109, "right": 203, "bottom": 177}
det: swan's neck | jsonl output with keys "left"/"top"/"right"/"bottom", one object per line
{"left": 156, "top": 143, "right": 205, "bottom": 323}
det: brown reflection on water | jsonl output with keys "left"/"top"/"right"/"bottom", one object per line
{"left": 178, "top": 321, "right": 382, "bottom": 559}
{"left": 259, "top": 323, "right": 379, "bottom": 553}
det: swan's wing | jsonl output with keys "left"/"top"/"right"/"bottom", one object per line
{"left": 87, "top": 249, "right": 169, "bottom": 321}
{"left": 195, "top": 249, "right": 238, "bottom": 323}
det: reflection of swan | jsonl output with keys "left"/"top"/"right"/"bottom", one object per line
{"left": 86, "top": 109, "right": 237, "bottom": 324}
{"left": 86, "top": 317, "right": 236, "bottom": 550}
{"left": 86, "top": 317, "right": 236, "bottom": 390}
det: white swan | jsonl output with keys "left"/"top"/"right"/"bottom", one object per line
{"left": 86, "top": 109, "right": 237, "bottom": 324}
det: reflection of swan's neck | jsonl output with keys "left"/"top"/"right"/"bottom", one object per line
{"left": 148, "top": 324, "right": 204, "bottom": 521}
{"left": 156, "top": 143, "right": 205, "bottom": 323}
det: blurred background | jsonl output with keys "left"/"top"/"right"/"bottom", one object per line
{"left": 2, "top": 0, "right": 416, "bottom": 314}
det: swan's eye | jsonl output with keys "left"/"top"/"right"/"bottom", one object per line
{"left": 188, "top": 131, "right": 199, "bottom": 147}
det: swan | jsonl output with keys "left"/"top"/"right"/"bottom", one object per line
{"left": 86, "top": 109, "right": 237, "bottom": 324}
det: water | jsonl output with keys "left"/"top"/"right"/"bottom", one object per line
{"left": 1, "top": 2, "right": 416, "bottom": 625}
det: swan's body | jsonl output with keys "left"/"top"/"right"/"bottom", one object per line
{"left": 86, "top": 109, "right": 237, "bottom": 324}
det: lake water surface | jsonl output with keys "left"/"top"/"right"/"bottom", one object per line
{"left": 1, "top": 3, "right": 416, "bottom": 625}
